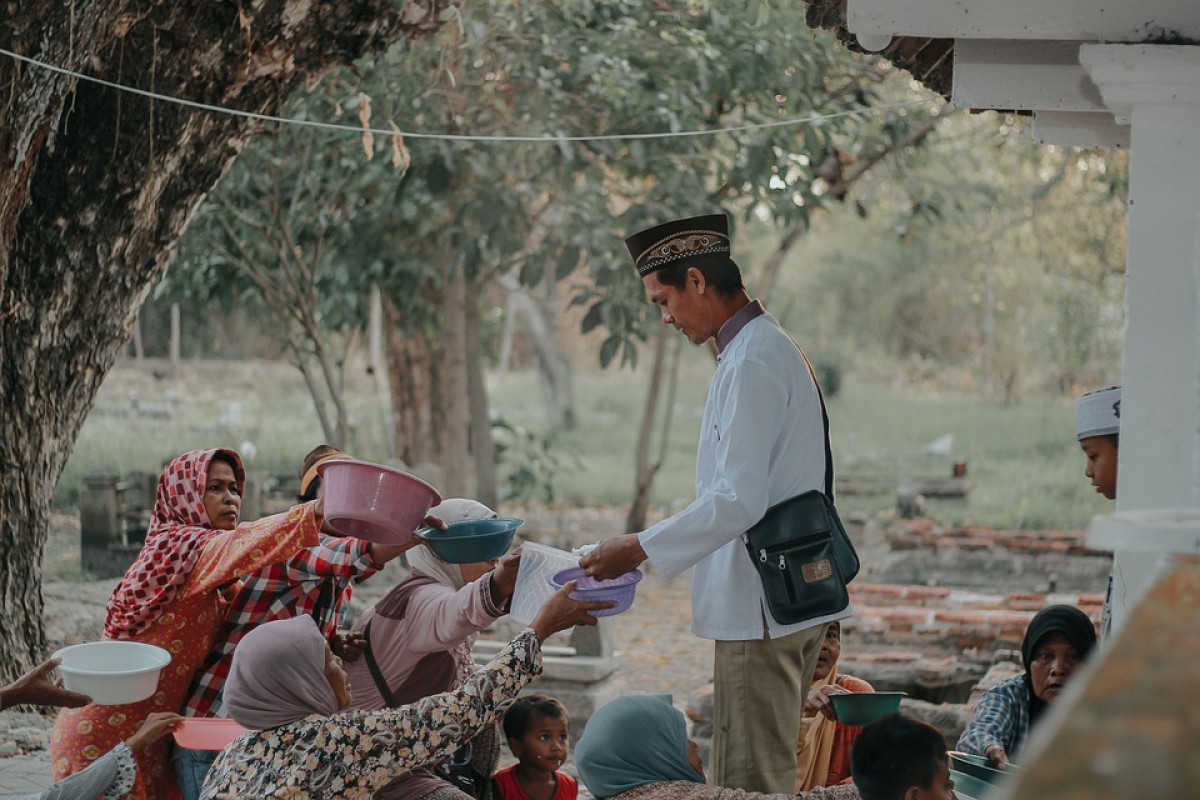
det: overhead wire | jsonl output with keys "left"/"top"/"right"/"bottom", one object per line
{"left": 0, "top": 45, "right": 940, "bottom": 144}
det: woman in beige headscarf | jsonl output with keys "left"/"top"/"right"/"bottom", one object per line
{"left": 795, "top": 621, "right": 874, "bottom": 790}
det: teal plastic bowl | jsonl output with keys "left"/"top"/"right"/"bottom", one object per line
{"left": 828, "top": 691, "right": 905, "bottom": 726}
{"left": 949, "top": 769, "right": 992, "bottom": 799}
{"left": 950, "top": 752, "right": 1014, "bottom": 785}
{"left": 415, "top": 517, "right": 523, "bottom": 564}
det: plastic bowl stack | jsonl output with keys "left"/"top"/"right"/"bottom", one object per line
{"left": 52, "top": 641, "right": 172, "bottom": 705}
{"left": 316, "top": 459, "right": 441, "bottom": 544}
{"left": 549, "top": 566, "right": 644, "bottom": 617}
{"left": 416, "top": 517, "right": 524, "bottom": 563}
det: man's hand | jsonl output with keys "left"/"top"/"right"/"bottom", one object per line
{"left": 579, "top": 534, "right": 647, "bottom": 580}
{"left": 0, "top": 658, "right": 91, "bottom": 711}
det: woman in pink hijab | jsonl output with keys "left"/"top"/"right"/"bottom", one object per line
{"left": 199, "top": 582, "right": 613, "bottom": 799}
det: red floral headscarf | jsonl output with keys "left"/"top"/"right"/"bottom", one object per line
{"left": 104, "top": 448, "right": 245, "bottom": 639}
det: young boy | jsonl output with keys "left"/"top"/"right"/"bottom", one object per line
{"left": 1076, "top": 385, "right": 1120, "bottom": 635}
{"left": 850, "top": 714, "right": 956, "bottom": 800}
{"left": 1076, "top": 385, "right": 1120, "bottom": 502}
{"left": 493, "top": 693, "right": 578, "bottom": 800}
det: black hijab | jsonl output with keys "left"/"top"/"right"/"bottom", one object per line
{"left": 1021, "top": 604, "right": 1097, "bottom": 724}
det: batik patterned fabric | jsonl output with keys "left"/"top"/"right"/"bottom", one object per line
{"left": 51, "top": 471, "right": 321, "bottom": 800}
{"left": 199, "top": 629, "right": 543, "bottom": 800}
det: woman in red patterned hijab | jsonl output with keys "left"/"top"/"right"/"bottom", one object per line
{"left": 53, "top": 447, "right": 323, "bottom": 800}
{"left": 106, "top": 448, "right": 245, "bottom": 638}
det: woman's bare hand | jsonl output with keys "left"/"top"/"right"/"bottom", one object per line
{"left": 491, "top": 550, "right": 522, "bottom": 600}
{"left": 0, "top": 659, "right": 91, "bottom": 711}
{"left": 806, "top": 684, "right": 850, "bottom": 721}
{"left": 529, "top": 582, "right": 617, "bottom": 642}
{"left": 125, "top": 712, "right": 183, "bottom": 755}
{"left": 985, "top": 744, "right": 1010, "bottom": 768}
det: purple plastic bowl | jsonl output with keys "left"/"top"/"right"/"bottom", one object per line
{"left": 549, "top": 566, "right": 644, "bottom": 617}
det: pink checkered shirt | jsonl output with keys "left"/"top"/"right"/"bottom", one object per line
{"left": 183, "top": 534, "right": 380, "bottom": 718}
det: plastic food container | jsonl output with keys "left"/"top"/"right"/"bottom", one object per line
{"left": 51, "top": 641, "right": 171, "bottom": 705}
{"left": 550, "top": 566, "right": 644, "bottom": 617}
{"left": 316, "top": 459, "right": 441, "bottom": 544}
{"left": 510, "top": 542, "right": 580, "bottom": 627}
{"left": 949, "top": 751, "right": 1017, "bottom": 784}
{"left": 416, "top": 517, "right": 523, "bottom": 564}
{"left": 173, "top": 718, "right": 249, "bottom": 750}
{"left": 828, "top": 691, "right": 906, "bottom": 726}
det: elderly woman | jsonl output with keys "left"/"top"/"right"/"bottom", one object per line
{"left": 796, "top": 621, "right": 874, "bottom": 791}
{"left": 51, "top": 448, "right": 324, "bottom": 800}
{"left": 174, "top": 445, "right": 419, "bottom": 800}
{"left": 956, "top": 604, "right": 1098, "bottom": 767}
{"left": 197, "top": 583, "right": 610, "bottom": 799}
{"left": 342, "top": 497, "right": 515, "bottom": 800}
{"left": 575, "top": 695, "right": 859, "bottom": 800}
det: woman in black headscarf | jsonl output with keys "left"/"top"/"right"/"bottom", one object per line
{"left": 956, "top": 604, "right": 1097, "bottom": 766}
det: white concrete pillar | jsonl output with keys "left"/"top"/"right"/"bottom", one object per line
{"left": 1080, "top": 44, "right": 1200, "bottom": 631}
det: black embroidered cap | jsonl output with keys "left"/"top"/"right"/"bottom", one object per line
{"left": 624, "top": 213, "right": 731, "bottom": 277}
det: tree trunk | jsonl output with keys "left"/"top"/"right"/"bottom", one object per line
{"left": 382, "top": 294, "right": 443, "bottom": 469}
{"left": 370, "top": 285, "right": 397, "bottom": 461}
{"left": 499, "top": 272, "right": 576, "bottom": 430}
{"left": 441, "top": 253, "right": 474, "bottom": 497}
{"left": 0, "top": 0, "right": 449, "bottom": 680}
{"left": 465, "top": 290, "right": 498, "bottom": 507}
{"left": 627, "top": 325, "right": 671, "bottom": 532}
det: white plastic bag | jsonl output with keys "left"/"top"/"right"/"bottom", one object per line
{"left": 510, "top": 541, "right": 580, "bottom": 626}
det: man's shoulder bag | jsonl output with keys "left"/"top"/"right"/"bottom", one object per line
{"left": 742, "top": 344, "right": 859, "bottom": 626}
{"left": 744, "top": 489, "right": 859, "bottom": 625}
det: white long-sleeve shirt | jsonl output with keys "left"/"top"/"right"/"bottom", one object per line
{"left": 638, "top": 306, "right": 852, "bottom": 641}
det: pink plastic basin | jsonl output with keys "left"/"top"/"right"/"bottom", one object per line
{"left": 316, "top": 459, "right": 441, "bottom": 544}
{"left": 173, "top": 718, "right": 249, "bottom": 750}
{"left": 550, "top": 566, "right": 644, "bottom": 617}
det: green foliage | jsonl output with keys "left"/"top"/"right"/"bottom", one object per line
{"left": 491, "top": 418, "right": 582, "bottom": 504}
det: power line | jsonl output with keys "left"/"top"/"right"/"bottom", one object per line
{"left": 2, "top": 45, "right": 938, "bottom": 144}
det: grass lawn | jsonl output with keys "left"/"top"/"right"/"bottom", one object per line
{"left": 57, "top": 357, "right": 1108, "bottom": 531}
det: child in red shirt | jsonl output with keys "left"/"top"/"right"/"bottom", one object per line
{"left": 493, "top": 694, "right": 578, "bottom": 800}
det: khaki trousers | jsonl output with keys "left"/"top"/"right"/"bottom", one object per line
{"left": 710, "top": 622, "right": 828, "bottom": 794}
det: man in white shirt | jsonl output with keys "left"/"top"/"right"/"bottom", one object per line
{"left": 581, "top": 212, "right": 850, "bottom": 794}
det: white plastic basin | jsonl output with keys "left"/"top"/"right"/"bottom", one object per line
{"left": 52, "top": 641, "right": 172, "bottom": 705}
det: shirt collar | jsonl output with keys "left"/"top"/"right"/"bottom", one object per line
{"left": 715, "top": 299, "right": 765, "bottom": 355}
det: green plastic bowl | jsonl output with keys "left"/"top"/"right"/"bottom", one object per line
{"left": 415, "top": 517, "right": 523, "bottom": 564}
{"left": 828, "top": 691, "right": 905, "bottom": 726}
{"left": 949, "top": 769, "right": 992, "bottom": 799}
{"left": 950, "top": 751, "right": 1015, "bottom": 785}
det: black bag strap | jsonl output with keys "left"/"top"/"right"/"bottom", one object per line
{"left": 795, "top": 346, "right": 836, "bottom": 502}
{"left": 361, "top": 620, "right": 401, "bottom": 708}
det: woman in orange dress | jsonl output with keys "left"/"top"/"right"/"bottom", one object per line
{"left": 51, "top": 448, "right": 323, "bottom": 800}
{"left": 795, "top": 621, "right": 874, "bottom": 790}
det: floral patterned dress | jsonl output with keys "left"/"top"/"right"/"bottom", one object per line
{"left": 50, "top": 503, "right": 321, "bottom": 800}
{"left": 199, "top": 628, "right": 544, "bottom": 799}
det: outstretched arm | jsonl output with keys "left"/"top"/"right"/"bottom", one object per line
{"left": 0, "top": 658, "right": 91, "bottom": 711}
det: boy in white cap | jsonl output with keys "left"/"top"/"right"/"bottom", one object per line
{"left": 1076, "top": 385, "right": 1120, "bottom": 500}
{"left": 1076, "top": 385, "right": 1120, "bottom": 635}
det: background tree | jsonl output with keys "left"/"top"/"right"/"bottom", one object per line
{"left": 0, "top": 0, "right": 449, "bottom": 681}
